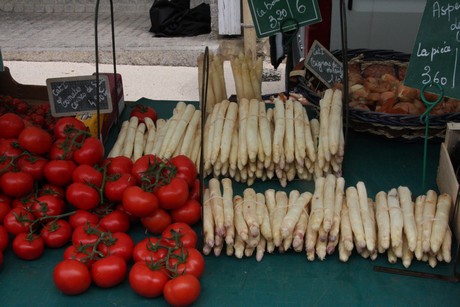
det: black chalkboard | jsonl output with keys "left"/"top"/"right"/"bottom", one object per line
{"left": 46, "top": 75, "right": 113, "bottom": 117}
{"left": 248, "top": 0, "right": 322, "bottom": 38}
{"left": 405, "top": 0, "right": 460, "bottom": 100}
{"left": 305, "top": 40, "right": 343, "bottom": 88}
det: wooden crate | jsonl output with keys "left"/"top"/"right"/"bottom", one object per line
{"left": 0, "top": 66, "right": 48, "bottom": 103}
{"left": 437, "top": 122, "right": 460, "bottom": 240}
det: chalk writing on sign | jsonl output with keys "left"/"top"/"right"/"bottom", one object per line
{"left": 305, "top": 40, "right": 343, "bottom": 88}
{"left": 249, "top": 0, "right": 322, "bottom": 38}
{"left": 405, "top": 0, "right": 460, "bottom": 99}
{"left": 46, "top": 75, "right": 113, "bottom": 117}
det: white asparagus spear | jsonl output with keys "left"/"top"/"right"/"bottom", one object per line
{"left": 430, "top": 193, "right": 452, "bottom": 254}
{"left": 258, "top": 101, "right": 272, "bottom": 157}
{"left": 329, "top": 177, "right": 345, "bottom": 242}
{"left": 422, "top": 190, "right": 437, "bottom": 252}
{"left": 414, "top": 195, "right": 426, "bottom": 260}
{"left": 133, "top": 122, "right": 146, "bottom": 161}
{"left": 180, "top": 109, "right": 201, "bottom": 157}
{"left": 220, "top": 102, "right": 238, "bottom": 164}
{"left": 272, "top": 98, "right": 285, "bottom": 165}
{"left": 322, "top": 174, "right": 337, "bottom": 232}
{"left": 388, "top": 188, "right": 404, "bottom": 248}
{"left": 284, "top": 99, "right": 295, "bottom": 164}
{"left": 209, "top": 178, "right": 225, "bottom": 238}
{"left": 108, "top": 120, "right": 129, "bottom": 157}
{"left": 122, "top": 116, "right": 139, "bottom": 159}
{"left": 238, "top": 98, "right": 249, "bottom": 169}
{"left": 203, "top": 188, "right": 214, "bottom": 248}
{"left": 273, "top": 191, "right": 288, "bottom": 247}
{"left": 319, "top": 89, "right": 333, "bottom": 162}
{"left": 375, "top": 191, "right": 391, "bottom": 250}
{"left": 328, "top": 89, "right": 343, "bottom": 155}
{"left": 346, "top": 186, "right": 366, "bottom": 249}
{"left": 340, "top": 200, "right": 354, "bottom": 252}
{"left": 281, "top": 191, "right": 312, "bottom": 240}
{"left": 246, "top": 99, "right": 259, "bottom": 163}
{"left": 234, "top": 195, "right": 249, "bottom": 242}
{"left": 243, "top": 188, "right": 260, "bottom": 238}
{"left": 357, "top": 181, "right": 376, "bottom": 252}
{"left": 211, "top": 100, "right": 229, "bottom": 164}
{"left": 221, "top": 178, "right": 235, "bottom": 245}
{"left": 310, "top": 177, "right": 325, "bottom": 231}
{"left": 397, "top": 186, "right": 417, "bottom": 252}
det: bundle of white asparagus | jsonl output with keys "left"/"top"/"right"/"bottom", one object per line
{"left": 203, "top": 89, "right": 345, "bottom": 186}
{"left": 230, "top": 52, "right": 263, "bottom": 102}
{"left": 203, "top": 177, "right": 453, "bottom": 268}
{"left": 107, "top": 102, "right": 202, "bottom": 169}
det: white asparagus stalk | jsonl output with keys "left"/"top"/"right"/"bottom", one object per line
{"left": 190, "top": 126, "right": 202, "bottom": 170}
{"left": 310, "top": 177, "right": 326, "bottom": 231}
{"left": 211, "top": 100, "right": 229, "bottom": 164}
{"left": 284, "top": 99, "right": 295, "bottom": 164}
{"left": 340, "top": 199, "right": 354, "bottom": 252}
{"left": 180, "top": 109, "right": 201, "bottom": 156}
{"left": 293, "top": 100, "right": 306, "bottom": 165}
{"left": 226, "top": 244, "right": 234, "bottom": 257}
{"left": 143, "top": 117, "right": 156, "bottom": 155}
{"left": 272, "top": 98, "right": 285, "bottom": 165}
{"left": 159, "top": 102, "right": 186, "bottom": 158}
{"left": 233, "top": 234, "right": 245, "bottom": 259}
{"left": 256, "top": 193, "right": 272, "bottom": 242}
{"left": 422, "top": 190, "right": 438, "bottom": 252}
{"left": 209, "top": 178, "right": 225, "bottom": 238}
{"left": 375, "top": 191, "right": 391, "bottom": 250}
{"left": 430, "top": 193, "right": 452, "bottom": 254}
{"left": 151, "top": 119, "right": 169, "bottom": 155}
{"left": 234, "top": 195, "right": 249, "bottom": 242}
{"left": 346, "top": 186, "right": 366, "bottom": 250}
{"left": 316, "top": 227, "right": 328, "bottom": 260}
{"left": 219, "top": 102, "right": 238, "bottom": 164}
{"left": 255, "top": 236, "right": 266, "bottom": 262}
{"left": 246, "top": 99, "right": 259, "bottom": 163}
{"left": 133, "top": 122, "right": 146, "bottom": 161}
{"left": 293, "top": 209, "right": 309, "bottom": 252}
{"left": 164, "top": 103, "right": 196, "bottom": 158}
{"left": 402, "top": 234, "right": 413, "bottom": 268}
{"left": 229, "top": 122, "right": 239, "bottom": 172}
{"left": 329, "top": 177, "right": 345, "bottom": 242}
{"left": 108, "top": 120, "right": 129, "bottom": 157}
{"left": 367, "top": 198, "right": 377, "bottom": 254}
{"left": 243, "top": 188, "right": 260, "bottom": 238}
{"left": 338, "top": 235, "right": 352, "bottom": 262}
{"left": 414, "top": 195, "right": 426, "bottom": 260}
{"left": 238, "top": 98, "right": 249, "bottom": 169}
{"left": 302, "top": 108, "right": 316, "bottom": 163}
{"left": 357, "top": 181, "right": 376, "bottom": 252}
{"left": 241, "top": 62, "right": 255, "bottom": 99}
{"left": 388, "top": 188, "right": 404, "bottom": 248}
{"left": 319, "top": 89, "right": 333, "bottom": 162}
{"left": 203, "top": 188, "right": 214, "bottom": 248}
{"left": 322, "top": 174, "right": 337, "bottom": 232}
{"left": 122, "top": 116, "right": 139, "bottom": 159}
{"left": 205, "top": 102, "right": 220, "bottom": 170}
{"left": 281, "top": 191, "right": 312, "bottom": 240}
{"left": 305, "top": 214, "right": 318, "bottom": 257}
{"left": 441, "top": 226, "right": 452, "bottom": 263}
{"left": 387, "top": 248, "right": 398, "bottom": 264}
{"left": 273, "top": 191, "right": 289, "bottom": 247}
{"left": 328, "top": 89, "right": 343, "bottom": 155}
{"left": 221, "top": 178, "right": 235, "bottom": 245}
{"left": 213, "top": 245, "right": 223, "bottom": 257}
{"left": 258, "top": 101, "right": 272, "bottom": 157}
{"left": 397, "top": 186, "right": 417, "bottom": 252}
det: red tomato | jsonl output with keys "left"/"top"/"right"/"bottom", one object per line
{"left": 104, "top": 173, "right": 136, "bottom": 203}
{"left": 129, "top": 104, "right": 157, "bottom": 124}
{"left": 38, "top": 183, "right": 65, "bottom": 199}
{"left": 40, "top": 219, "right": 72, "bottom": 248}
{"left": 17, "top": 155, "right": 48, "bottom": 181}
{"left": 12, "top": 233, "right": 44, "bottom": 260}
{"left": 73, "top": 137, "right": 104, "bottom": 166}
{"left": 0, "top": 171, "right": 34, "bottom": 198}
{"left": 54, "top": 117, "right": 87, "bottom": 140}
{"left": 18, "top": 126, "right": 52, "bottom": 155}
{"left": 170, "top": 199, "right": 201, "bottom": 225}
{"left": 189, "top": 178, "right": 200, "bottom": 202}
{"left": 155, "top": 177, "right": 189, "bottom": 210}
{"left": 62, "top": 245, "right": 95, "bottom": 267}
{"left": 132, "top": 237, "right": 168, "bottom": 263}
{"left": 129, "top": 262, "right": 169, "bottom": 298}
{"left": 161, "top": 222, "right": 197, "bottom": 248}
{"left": 0, "top": 113, "right": 25, "bottom": 138}
{"left": 0, "top": 225, "right": 9, "bottom": 251}
{"left": 71, "top": 223, "right": 105, "bottom": 247}
{"left": 163, "top": 274, "right": 201, "bottom": 307}
{"left": 104, "top": 156, "right": 133, "bottom": 175}
{"left": 68, "top": 210, "right": 100, "bottom": 229}
{"left": 48, "top": 139, "right": 75, "bottom": 160}
{"left": 44, "top": 160, "right": 77, "bottom": 186}
{"left": 0, "top": 138, "right": 23, "bottom": 158}
{"left": 140, "top": 208, "right": 172, "bottom": 234}
{"left": 3, "top": 207, "right": 34, "bottom": 236}
{"left": 122, "top": 186, "right": 159, "bottom": 217}
{"left": 169, "top": 247, "right": 205, "bottom": 278}
{"left": 170, "top": 155, "right": 197, "bottom": 187}
{"left": 31, "top": 195, "right": 65, "bottom": 220}
{"left": 98, "top": 232, "right": 134, "bottom": 262}
{"left": 99, "top": 210, "right": 131, "bottom": 233}
{"left": 131, "top": 154, "right": 163, "bottom": 185}
{"left": 53, "top": 259, "right": 92, "bottom": 295}
{"left": 72, "top": 164, "right": 103, "bottom": 188}
{"left": 0, "top": 200, "right": 11, "bottom": 223}
{"left": 90, "top": 255, "right": 127, "bottom": 288}
{"left": 66, "top": 182, "right": 100, "bottom": 211}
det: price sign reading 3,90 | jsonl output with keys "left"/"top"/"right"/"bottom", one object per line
{"left": 405, "top": 0, "right": 460, "bottom": 99}
{"left": 248, "top": 0, "right": 322, "bottom": 38}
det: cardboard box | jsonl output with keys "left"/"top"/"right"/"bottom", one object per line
{"left": 436, "top": 122, "right": 460, "bottom": 240}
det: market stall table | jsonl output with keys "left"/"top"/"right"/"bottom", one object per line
{"left": 0, "top": 99, "right": 458, "bottom": 306}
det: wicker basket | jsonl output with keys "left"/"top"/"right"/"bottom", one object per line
{"left": 293, "top": 49, "right": 460, "bottom": 142}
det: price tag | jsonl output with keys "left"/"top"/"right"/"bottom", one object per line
{"left": 46, "top": 75, "right": 113, "bottom": 117}
{"left": 305, "top": 40, "right": 343, "bottom": 88}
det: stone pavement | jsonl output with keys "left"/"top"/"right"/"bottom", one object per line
{"left": 0, "top": 10, "right": 224, "bottom": 66}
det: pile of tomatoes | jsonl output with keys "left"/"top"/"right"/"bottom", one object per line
{"left": 0, "top": 95, "right": 56, "bottom": 134}
{"left": 0, "top": 111, "right": 203, "bottom": 305}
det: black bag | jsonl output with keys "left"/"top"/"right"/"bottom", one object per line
{"left": 149, "top": 0, "right": 211, "bottom": 37}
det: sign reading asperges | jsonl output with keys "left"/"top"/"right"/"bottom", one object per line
{"left": 46, "top": 75, "right": 113, "bottom": 117}
{"left": 305, "top": 40, "right": 343, "bottom": 88}
{"left": 404, "top": 0, "right": 460, "bottom": 100}
{"left": 248, "top": 0, "right": 322, "bottom": 38}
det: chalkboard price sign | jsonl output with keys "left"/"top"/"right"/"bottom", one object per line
{"left": 46, "top": 75, "right": 113, "bottom": 117}
{"left": 248, "top": 0, "right": 322, "bottom": 38}
{"left": 404, "top": 0, "right": 460, "bottom": 100}
{"left": 305, "top": 40, "right": 343, "bottom": 88}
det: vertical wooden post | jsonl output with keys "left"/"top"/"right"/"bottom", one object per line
{"left": 242, "top": 0, "right": 257, "bottom": 61}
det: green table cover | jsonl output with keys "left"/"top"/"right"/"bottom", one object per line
{"left": 0, "top": 98, "right": 458, "bottom": 306}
